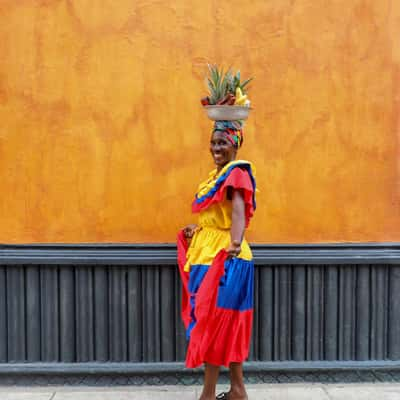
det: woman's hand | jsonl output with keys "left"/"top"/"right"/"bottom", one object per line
{"left": 183, "top": 224, "right": 198, "bottom": 239}
{"left": 226, "top": 239, "right": 242, "bottom": 258}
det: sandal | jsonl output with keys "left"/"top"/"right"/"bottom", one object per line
{"left": 216, "top": 393, "right": 229, "bottom": 400}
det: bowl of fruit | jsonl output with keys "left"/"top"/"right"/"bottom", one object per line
{"left": 201, "top": 64, "right": 253, "bottom": 121}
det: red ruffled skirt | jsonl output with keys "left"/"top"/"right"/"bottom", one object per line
{"left": 177, "top": 230, "right": 254, "bottom": 368}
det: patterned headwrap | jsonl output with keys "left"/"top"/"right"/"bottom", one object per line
{"left": 213, "top": 120, "right": 244, "bottom": 148}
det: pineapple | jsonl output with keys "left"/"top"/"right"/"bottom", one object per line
{"left": 204, "top": 64, "right": 253, "bottom": 106}
{"left": 206, "top": 64, "right": 232, "bottom": 105}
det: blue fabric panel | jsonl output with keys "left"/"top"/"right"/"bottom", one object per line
{"left": 188, "top": 264, "right": 209, "bottom": 293}
{"left": 217, "top": 258, "right": 254, "bottom": 311}
{"left": 186, "top": 264, "right": 209, "bottom": 339}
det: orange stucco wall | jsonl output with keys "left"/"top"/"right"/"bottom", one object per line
{"left": 0, "top": 0, "right": 399, "bottom": 244}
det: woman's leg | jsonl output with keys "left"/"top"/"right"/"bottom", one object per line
{"left": 228, "top": 362, "right": 248, "bottom": 399}
{"left": 199, "top": 362, "right": 220, "bottom": 400}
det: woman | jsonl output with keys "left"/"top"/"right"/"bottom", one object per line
{"left": 177, "top": 120, "right": 257, "bottom": 400}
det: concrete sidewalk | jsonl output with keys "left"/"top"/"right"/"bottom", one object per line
{"left": 0, "top": 383, "right": 400, "bottom": 399}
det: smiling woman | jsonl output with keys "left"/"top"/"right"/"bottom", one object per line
{"left": 210, "top": 120, "right": 244, "bottom": 170}
{"left": 177, "top": 119, "right": 256, "bottom": 400}
{"left": 210, "top": 132, "right": 236, "bottom": 169}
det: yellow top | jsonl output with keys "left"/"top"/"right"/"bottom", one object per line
{"left": 183, "top": 161, "right": 255, "bottom": 272}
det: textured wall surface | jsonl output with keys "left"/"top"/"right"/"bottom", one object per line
{"left": 0, "top": 0, "right": 399, "bottom": 243}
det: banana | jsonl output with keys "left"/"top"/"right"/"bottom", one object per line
{"left": 235, "top": 87, "right": 243, "bottom": 98}
{"left": 234, "top": 87, "right": 248, "bottom": 105}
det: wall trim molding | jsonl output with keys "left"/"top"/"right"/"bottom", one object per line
{"left": 0, "top": 361, "right": 400, "bottom": 385}
{"left": 1, "top": 361, "right": 400, "bottom": 374}
{"left": 1, "top": 243, "right": 400, "bottom": 265}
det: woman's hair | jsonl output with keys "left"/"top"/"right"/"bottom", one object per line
{"left": 213, "top": 120, "right": 244, "bottom": 148}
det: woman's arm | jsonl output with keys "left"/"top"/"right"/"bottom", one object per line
{"left": 227, "top": 188, "right": 246, "bottom": 258}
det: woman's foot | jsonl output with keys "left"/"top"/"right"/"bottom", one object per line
{"left": 216, "top": 388, "right": 248, "bottom": 400}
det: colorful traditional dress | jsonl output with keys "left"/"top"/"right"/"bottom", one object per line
{"left": 177, "top": 159, "right": 257, "bottom": 368}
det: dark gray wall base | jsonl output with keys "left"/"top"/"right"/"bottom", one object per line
{"left": 0, "top": 362, "right": 400, "bottom": 386}
{"left": 1, "top": 246, "right": 400, "bottom": 385}
{"left": 2, "top": 264, "right": 400, "bottom": 364}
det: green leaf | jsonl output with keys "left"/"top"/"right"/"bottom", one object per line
{"left": 240, "top": 77, "right": 253, "bottom": 89}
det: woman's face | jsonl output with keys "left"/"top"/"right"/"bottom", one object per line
{"left": 210, "top": 131, "right": 237, "bottom": 170}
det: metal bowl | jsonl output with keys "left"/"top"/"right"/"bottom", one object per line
{"left": 204, "top": 105, "right": 253, "bottom": 121}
